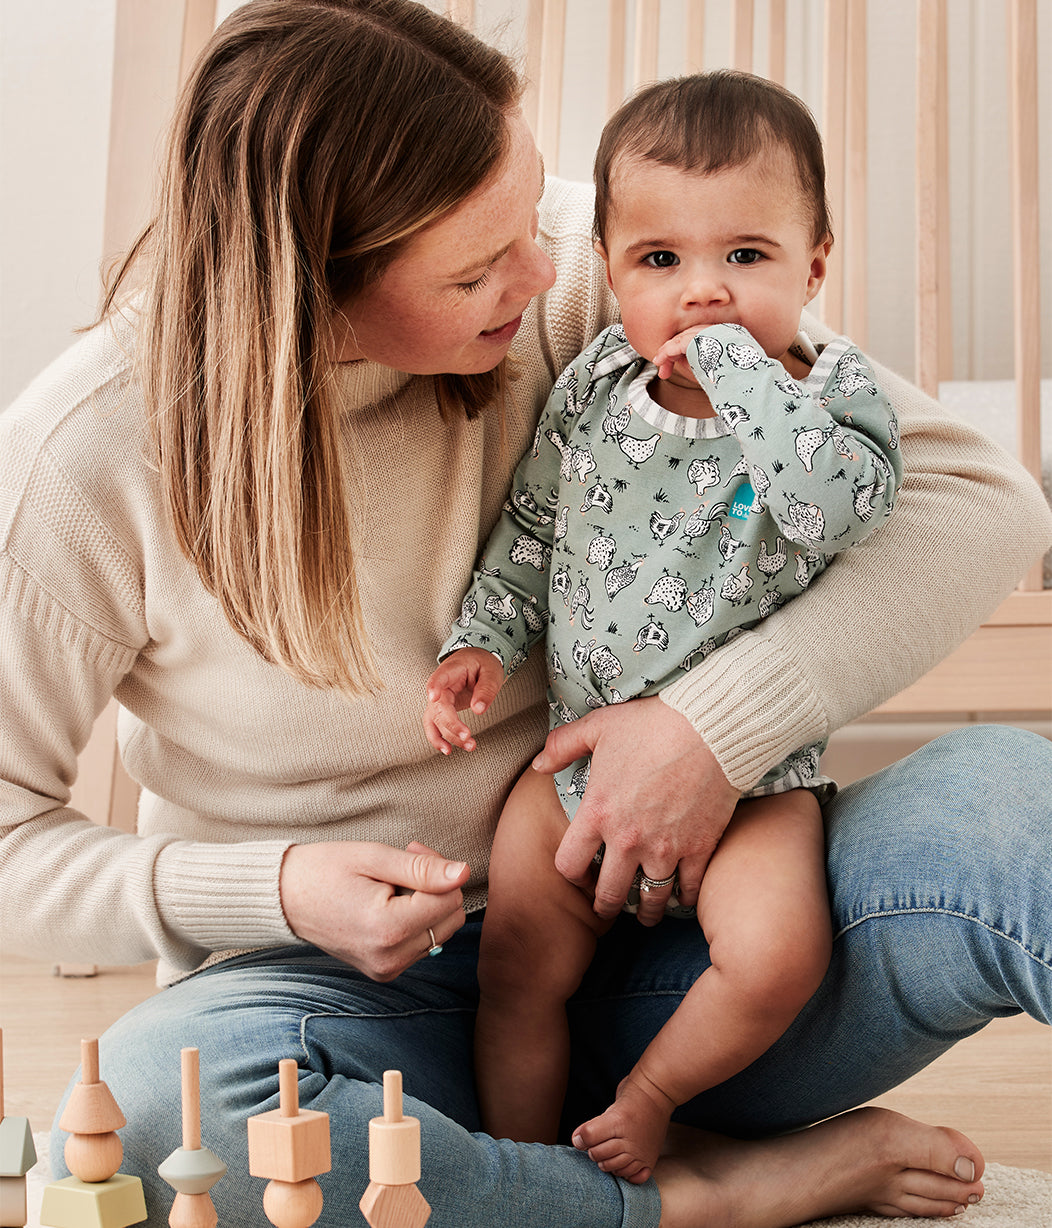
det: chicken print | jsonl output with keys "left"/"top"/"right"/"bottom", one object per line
{"left": 691, "top": 334, "right": 725, "bottom": 383}
{"left": 726, "top": 340, "right": 766, "bottom": 370}
{"left": 682, "top": 501, "right": 729, "bottom": 544}
{"left": 687, "top": 456, "right": 722, "bottom": 496}
{"left": 605, "top": 557, "right": 645, "bottom": 598}
{"left": 645, "top": 574, "right": 689, "bottom": 611}
{"left": 633, "top": 618, "right": 670, "bottom": 652}
{"left": 650, "top": 509, "right": 685, "bottom": 542}
{"left": 757, "top": 537, "right": 787, "bottom": 579}
{"left": 617, "top": 431, "right": 661, "bottom": 467}
{"left": 719, "top": 565, "right": 753, "bottom": 605}
{"left": 833, "top": 351, "right": 878, "bottom": 398}
{"left": 586, "top": 530, "right": 617, "bottom": 569}
{"left": 588, "top": 643, "right": 624, "bottom": 683}
{"left": 685, "top": 581, "right": 716, "bottom": 627}
{"left": 484, "top": 592, "right": 517, "bottom": 623}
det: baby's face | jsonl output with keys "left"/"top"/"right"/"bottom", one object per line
{"left": 597, "top": 151, "right": 830, "bottom": 406}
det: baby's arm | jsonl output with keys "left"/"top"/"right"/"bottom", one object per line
{"left": 424, "top": 647, "right": 505, "bottom": 754}
{"left": 657, "top": 323, "right": 903, "bottom": 553}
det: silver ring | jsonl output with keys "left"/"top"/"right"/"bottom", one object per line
{"left": 638, "top": 872, "right": 676, "bottom": 893}
{"left": 427, "top": 927, "right": 443, "bottom": 956}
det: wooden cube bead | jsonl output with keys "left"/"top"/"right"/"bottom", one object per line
{"left": 247, "top": 1062, "right": 330, "bottom": 1186}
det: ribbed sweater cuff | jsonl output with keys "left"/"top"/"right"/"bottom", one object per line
{"left": 659, "top": 633, "right": 828, "bottom": 792}
{"left": 154, "top": 840, "right": 299, "bottom": 951}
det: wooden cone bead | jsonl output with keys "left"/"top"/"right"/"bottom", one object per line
{"left": 248, "top": 1061, "right": 329, "bottom": 1228}
{"left": 158, "top": 1050, "right": 226, "bottom": 1228}
{"left": 59, "top": 1042, "right": 125, "bottom": 1185}
{"left": 358, "top": 1072, "right": 430, "bottom": 1228}
{"left": 41, "top": 1038, "right": 146, "bottom": 1228}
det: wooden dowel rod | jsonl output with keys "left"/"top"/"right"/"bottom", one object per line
{"left": 383, "top": 1071, "right": 403, "bottom": 1123}
{"left": 278, "top": 1059, "right": 299, "bottom": 1118}
{"left": 182, "top": 1047, "right": 202, "bottom": 1152}
{"left": 82, "top": 1038, "right": 100, "bottom": 1085}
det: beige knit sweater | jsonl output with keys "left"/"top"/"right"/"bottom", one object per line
{"left": 1, "top": 179, "right": 1048, "bottom": 984}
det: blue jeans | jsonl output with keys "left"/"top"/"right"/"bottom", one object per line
{"left": 51, "top": 726, "right": 1052, "bottom": 1227}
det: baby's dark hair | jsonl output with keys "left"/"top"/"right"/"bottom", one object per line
{"left": 594, "top": 69, "right": 832, "bottom": 248}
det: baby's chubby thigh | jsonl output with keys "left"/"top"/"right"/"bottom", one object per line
{"left": 480, "top": 766, "right": 610, "bottom": 1005}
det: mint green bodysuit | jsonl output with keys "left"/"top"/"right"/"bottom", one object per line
{"left": 441, "top": 321, "right": 902, "bottom": 819}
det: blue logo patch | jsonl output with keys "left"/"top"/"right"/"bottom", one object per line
{"left": 730, "top": 481, "right": 754, "bottom": 520}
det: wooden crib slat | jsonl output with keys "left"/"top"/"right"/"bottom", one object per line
{"left": 732, "top": 0, "right": 754, "bottom": 74}
{"left": 767, "top": 0, "right": 786, "bottom": 84}
{"left": 685, "top": 1, "right": 704, "bottom": 75}
{"left": 843, "top": 0, "right": 868, "bottom": 346}
{"left": 633, "top": 0, "right": 661, "bottom": 90}
{"left": 822, "top": 0, "right": 847, "bottom": 333}
{"left": 607, "top": 0, "right": 628, "bottom": 115}
{"left": 915, "top": 0, "right": 950, "bottom": 397}
{"left": 529, "top": 0, "right": 566, "bottom": 169}
{"left": 1008, "top": 0, "right": 1044, "bottom": 593}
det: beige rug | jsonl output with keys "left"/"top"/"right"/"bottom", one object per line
{"left": 24, "top": 1134, "right": 1051, "bottom": 1226}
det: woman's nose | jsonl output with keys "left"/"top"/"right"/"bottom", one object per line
{"left": 516, "top": 239, "right": 557, "bottom": 299}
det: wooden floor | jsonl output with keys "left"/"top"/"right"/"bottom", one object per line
{"left": 1, "top": 951, "right": 1049, "bottom": 1174}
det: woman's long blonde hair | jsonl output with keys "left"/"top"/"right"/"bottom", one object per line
{"left": 102, "top": 0, "right": 521, "bottom": 694}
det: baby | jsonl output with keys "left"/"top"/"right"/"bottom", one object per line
{"left": 425, "top": 70, "right": 902, "bottom": 1183}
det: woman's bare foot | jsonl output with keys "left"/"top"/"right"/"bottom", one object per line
{"left": 653, "top": 1106, "right": 985, "bottom": 1228}
{"left": 572, "top": 1071, "right": 676, "bottom": 1184}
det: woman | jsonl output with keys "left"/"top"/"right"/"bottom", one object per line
{"left": 1, "top": 2, "right": 1048, "bottom": 1224}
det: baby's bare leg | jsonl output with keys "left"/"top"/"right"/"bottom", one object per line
{"left": 475, "top": 767, "right": 611, "bottom": 1143}
{"left": 574, "top": 790, "right": 830, "bottom": 1183}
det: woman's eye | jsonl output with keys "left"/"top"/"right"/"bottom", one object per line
{"left": 644, "top": 250, "right": 679, "bottom": 269}
{"left": 729, "top": 248, "right": 763, "bottom": 265}
{"left": 459, "top": 272, "right": 490, "bottom": 294}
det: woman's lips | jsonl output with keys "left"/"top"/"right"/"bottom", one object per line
{"left": 480, "top": 314, "right": 523, "bottom": 344}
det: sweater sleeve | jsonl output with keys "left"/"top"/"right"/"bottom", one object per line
{"left": 659, "top": 310, "right": 1052, "bottom": 791}
{"left": 0, "top": 337, "right": 300, "bottom": 973}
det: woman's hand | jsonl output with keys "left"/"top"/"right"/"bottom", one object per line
{"left": 532, "top": 698, "right": 740, "bottom": 925}
{"left": 279, "top": 840, "right": 469, "bottom": 981}
{"left": 424, "top": 647, "right": 505, "bottom": 754}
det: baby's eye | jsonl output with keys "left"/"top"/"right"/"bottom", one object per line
{"left": 643, "top": 250, "right": 679, "bottom": 268}
{"left": 728, "top": 248, "right": 763, "bottom": 265}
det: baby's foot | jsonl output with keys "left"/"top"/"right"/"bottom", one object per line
{"left": 572, "top": 1071, "right": 675, "bottom": 1184}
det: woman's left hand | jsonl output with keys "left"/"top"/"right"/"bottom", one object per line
{"left": 532, "top": 697, "right": 740, "bottom": 925}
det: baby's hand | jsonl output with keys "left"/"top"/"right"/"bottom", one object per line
{"left": 652, "top": 326, "right": 709, "bottom": 382}
{"left": 424, "top": 647, "right": 505, "bottom": 755}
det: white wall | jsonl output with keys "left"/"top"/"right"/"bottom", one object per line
{"left": 3, "top": 0, "right": 1050, "bottom": 407}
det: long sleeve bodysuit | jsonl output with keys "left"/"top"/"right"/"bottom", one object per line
{"left": 441, "top": 322, "right": 903, "bottom": 814}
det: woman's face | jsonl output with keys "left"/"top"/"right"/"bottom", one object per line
{"left": 333, "top": 110, "right": 556, "bottom": 373}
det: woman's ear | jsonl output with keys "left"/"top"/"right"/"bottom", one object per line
{"left": 805, "top": 235, "right": 833, "bottom": 304}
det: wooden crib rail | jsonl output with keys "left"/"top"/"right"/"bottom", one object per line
{"left": 452, "top": 0, "right": 1050, "bottom": 717}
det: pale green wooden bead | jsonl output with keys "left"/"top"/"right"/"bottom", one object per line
{"left": 158, "top": 1148, "right": 227, "bottom": 1195}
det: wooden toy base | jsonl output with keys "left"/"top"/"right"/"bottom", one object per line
{"left": 39, "top": 1175, "right": 146, "bottom": 1228}
{"left": 0, "top": 1175, "right": 28, "bottom": 1228}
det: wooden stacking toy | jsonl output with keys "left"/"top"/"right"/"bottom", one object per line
{"left": 39, "top": 1039, "right": 146, "bottom": 1228}
{"left": 0, "top": 1030, "right": 38, "bottom": 1228}
{"left": 247, "top": 1060, "right": 330, "bottom": 1228}
{"left": 158, "top": 1048, "right": 226, "bottom": 1228}
{"left": 358, "top": 1071, "right": 430, "bottom": 1228}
